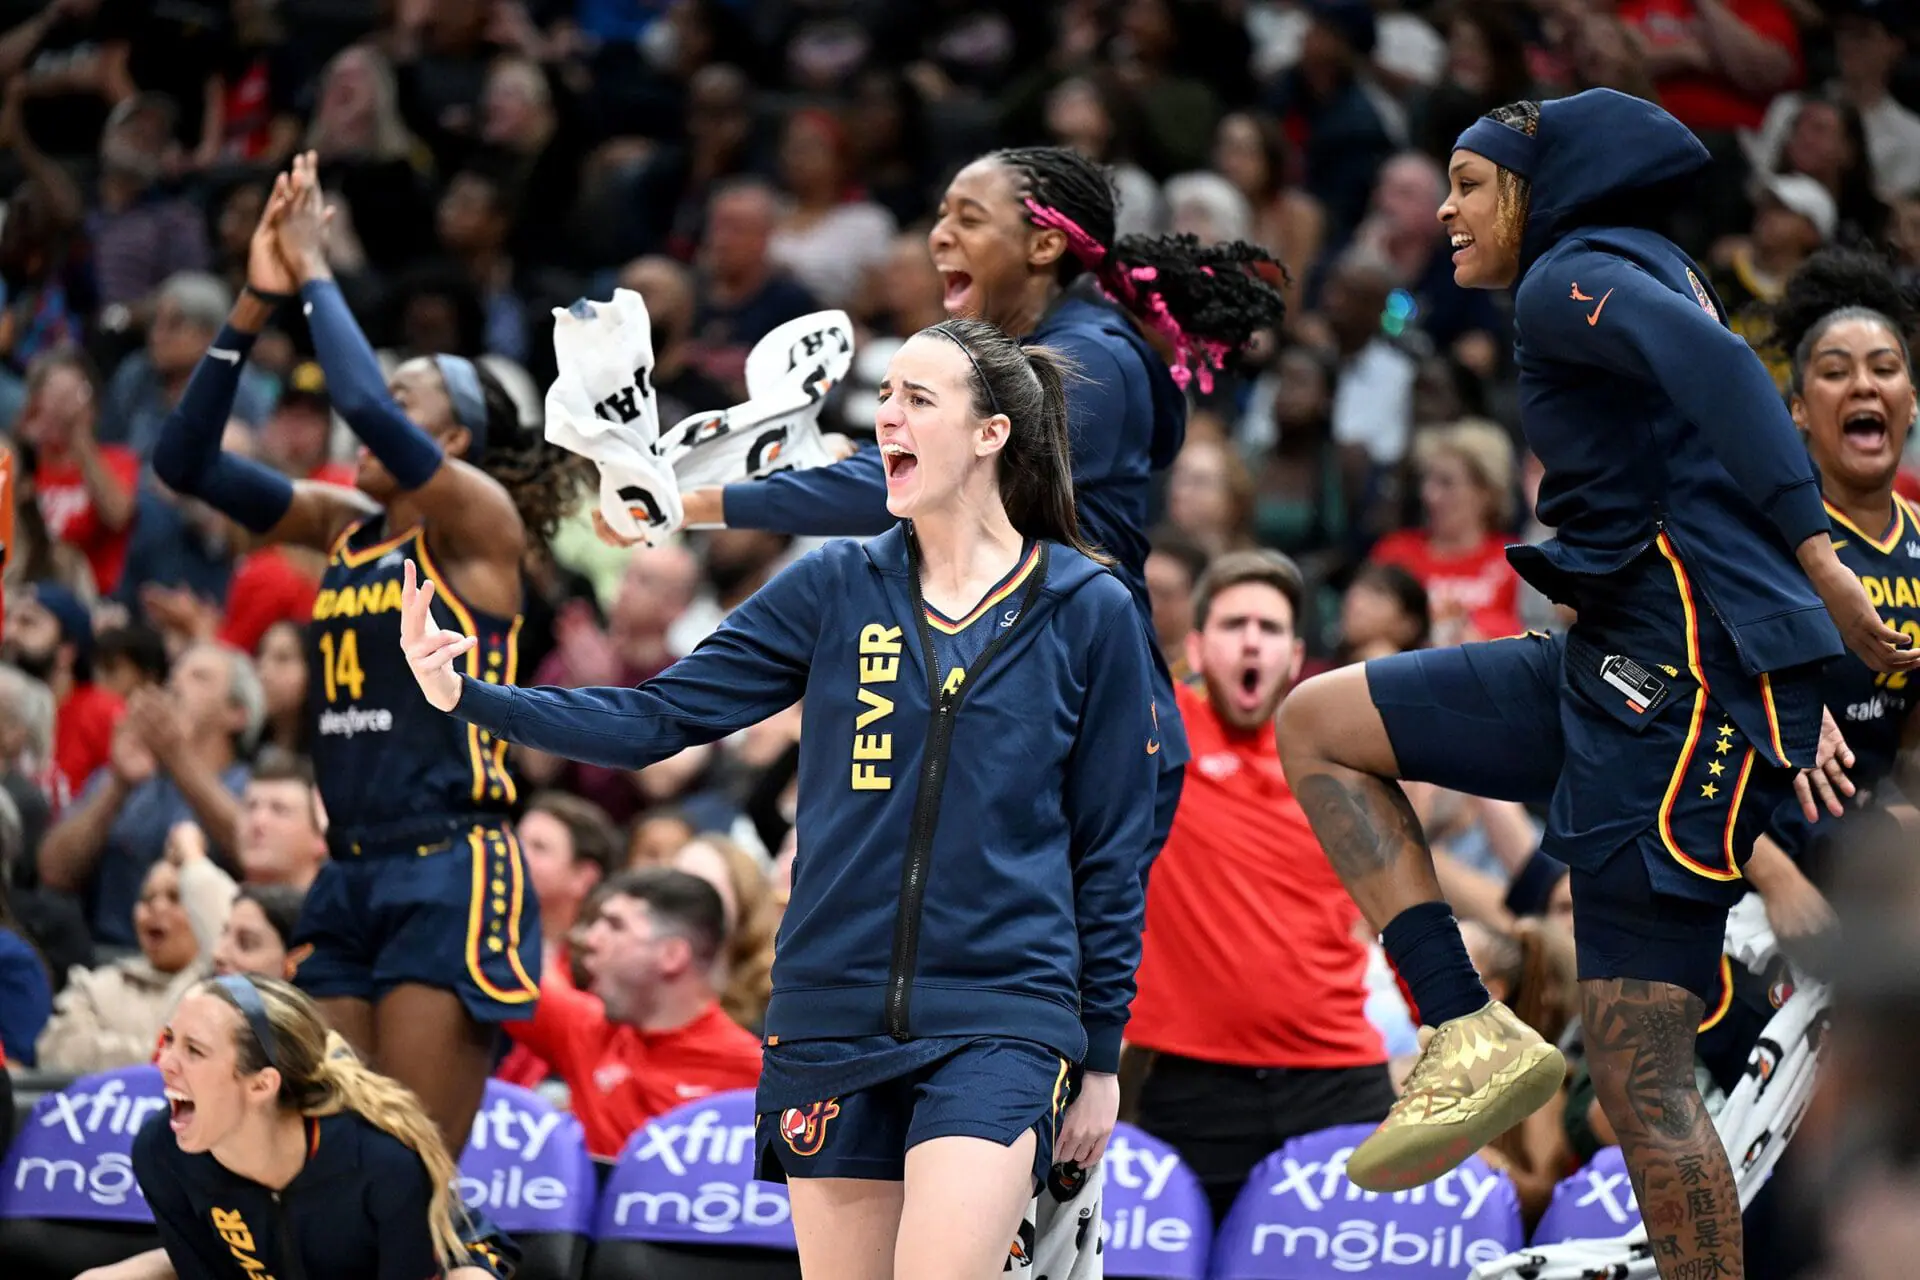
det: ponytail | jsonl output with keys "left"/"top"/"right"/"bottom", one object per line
{"left": 991, "top": 146, "right": 1289, "bottom": 393}
{"left": 920, "top": 319, "right": 1107, "bottom": 563}
{"left": 313, "top": 1034, "right": 469, "bottom": 1271}
{"left": 202, "top": 977, "right": 471, "bottom": 1274}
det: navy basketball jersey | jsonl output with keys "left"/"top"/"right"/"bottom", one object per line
{"left": 1824, "top": 495, "right": 1920, "bottom": 790}
{"left": 925, "top": 541, "right": 1042, "bottom": 697}
{"left": 309, "top": 520, "right": 521, "bottom": 847}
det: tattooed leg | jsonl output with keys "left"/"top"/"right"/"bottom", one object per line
{"left": 1273, "top": 666, "right": 1445, "bottom": 929}
{"left": 1582, "top": 978, "right": 1743, "bottom": 1280}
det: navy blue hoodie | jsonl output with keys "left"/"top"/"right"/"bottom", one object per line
{"left": 717, "top": 293, "right": 1191, "bottom": 773}
{"left": 1474, "top": 90, "right": 1844, "bottom": 722}
{"left": 133, "top": 1110, "right": 516, "bottom": 1280}
{"left": 455, "top": 528, "right": 1157, "bottom": 1073}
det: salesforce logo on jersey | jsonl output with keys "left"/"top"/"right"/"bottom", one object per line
{"left": 1213, "top": 1123, "right": 1524, "bottom": 1279}
{"left": 1102, "top": 1123, "right": 1209, "bottom": 1280}
{"left": 456, "top": 1082, "right": 594, "bottom": 1236}
{"left": 595, "top": 1089, "right": 795, "bottom": 1249}
{"left": 0, "top": 1066, "right": 165, "bottom": 1223}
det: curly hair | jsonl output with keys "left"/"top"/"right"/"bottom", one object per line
{"left": 469, "top": 362, "right": 590, "bottom": 543}
{"left": 1768, "top": 246, "right": 1920, "bottom": 393}
{"left": 988, "top": 146, "right": 1289, "bottom": 393}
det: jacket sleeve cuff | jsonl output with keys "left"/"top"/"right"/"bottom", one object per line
{"left": 1082, "top": 1021, "right": 1125, "bottom": 1074}
{"left": 720, "top": 482, "right": 768, "bottom": 529}
{"left": 457, "top": 677, "right": 518, "bottom": 735}
{"left": 1769, "top": 477, "right": 1832, "bottom": 552}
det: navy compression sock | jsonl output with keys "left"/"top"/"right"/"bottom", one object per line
{"left": 1380, "top": 901, "right": 1490, "bottom": 1028}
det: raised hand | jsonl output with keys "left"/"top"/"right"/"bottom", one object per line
{"left": 246, "top": 172, "right": 298, "bottom": 296}
{"left": 400, "top": 559, "right": 475, "bottom": 712}
{"left": 274, "top": 151, "right": 337, "bottom": 284}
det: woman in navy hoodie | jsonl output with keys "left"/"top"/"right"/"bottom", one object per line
{"left": 641, "top": 145, "right": 1289, "bottom": 882}
{"left": 1275, "top": 89, "right": 1915, "bottom": 1280}
{"left": 406, "top": 317, "right": 1157, "bottom": 1279}
{"left": 130, "top": 974, "right": 513, "bottom": 1280}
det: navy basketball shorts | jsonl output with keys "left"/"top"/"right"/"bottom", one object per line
{"left": 754, "top": 1036, "right": 1072, "bottom": 1189}
{"left": 291, "top": 821, "right": 542, "bottom": 1022}
{"left": 1366, "top": 631, "right": 1799, "bottom": 1004}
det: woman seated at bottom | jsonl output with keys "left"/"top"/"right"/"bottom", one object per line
{"left": 126, "top": 975, "right": 513, "bottom": 1280}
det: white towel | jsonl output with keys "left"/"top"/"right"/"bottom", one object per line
{"left": 666, "top": 310, "right": 855, "bottom": 495}
{"left": 545, "top": 290, "right": 683, "bottom": 544}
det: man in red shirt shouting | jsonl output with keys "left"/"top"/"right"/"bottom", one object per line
{"left": 506, "top": 868, "right": 762, "bottom": 1158}
{"left": 1126, "top": 551, "right": 1394, "bottom": 1223}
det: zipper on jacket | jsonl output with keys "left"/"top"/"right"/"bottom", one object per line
{"left": 885, "top": 533, "right": 1051, "bottom": 1041}
{"left": 272, "top": 1190, "right": 309, "bottom": 1280}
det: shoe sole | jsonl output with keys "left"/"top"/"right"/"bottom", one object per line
{"left": 1345, "top": 1042, "right": 1566, "bottom": 1193}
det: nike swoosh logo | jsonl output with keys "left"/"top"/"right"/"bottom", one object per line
{"left": 1147, "top": 740, "right": 1160, "bottom": 756}
{"left": 207, "top": 348, "right": 241, "bottom": 365}
{"left": 1586, "top": 289, "right": 1615, "bottom": 326}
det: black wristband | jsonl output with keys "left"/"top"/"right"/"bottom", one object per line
{"left": 243, "top": 283, "right": 296, "bottom": 305}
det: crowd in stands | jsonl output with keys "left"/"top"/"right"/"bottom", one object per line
{"left": 1, "top": 0, "right": 1920, "bottom": 1274}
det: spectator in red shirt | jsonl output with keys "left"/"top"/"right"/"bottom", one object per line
{"left": 505, "top": 868, "right": 761, "bottom": 1158}
{"left": 1369, "top": 419, "right": 1522, "bottom": 647}
{"left": 1126, "top": 550, "right": 1393, "bottom": 1223}
{"left": 495, "top": 792, "right": 619, "bottom": 1088}
{"left": 1615, "top": 0, "right": 1802, "bottom": 134}
{"left": 17, "top": 350, "right": 137, "bottom": 594}
{"left": 5, "top": 583, "right": 119, "bottom": 808}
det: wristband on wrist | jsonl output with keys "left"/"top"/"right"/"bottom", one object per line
{"left": 243, "top": 283, "right": 296, "bottom": 305}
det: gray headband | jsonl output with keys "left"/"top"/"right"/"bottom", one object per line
{"left": 432, "top": 354, "right": 489, "bottom": 454}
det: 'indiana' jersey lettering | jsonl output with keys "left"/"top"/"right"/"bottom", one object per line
{"left": 310, "top": 520, "right": 520, "bottom": 844}
{"left": 1821, "top": 497, "right": 1920, "bottom": 787}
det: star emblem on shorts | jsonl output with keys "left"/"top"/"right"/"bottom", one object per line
{"left": 1716, "top": 723, "right": 1735, "bottom": 738}
{"left": 1713, "top": 738, "right": 1732, "bottom": 755}
{"left": 1701, "top": 782, "right": 1720, "bottom": 799}
{"left": 1707, "top": 760, "right": 1725, "bottom": 776}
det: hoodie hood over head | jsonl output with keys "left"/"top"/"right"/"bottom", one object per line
{"left": 1453, "top": 89, "right": 1712, "bottom": 279}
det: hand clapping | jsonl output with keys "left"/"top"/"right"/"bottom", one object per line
{"left": 400, "top": 559, "right": 475, "bottom": 712}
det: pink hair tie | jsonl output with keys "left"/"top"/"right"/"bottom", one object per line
{"left": 1024, "top": 199, "right": 1109, "bottom": 268}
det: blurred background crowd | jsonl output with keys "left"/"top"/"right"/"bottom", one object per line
{"left": 0, "top": 0, "right": 1918, "bottom": 1275}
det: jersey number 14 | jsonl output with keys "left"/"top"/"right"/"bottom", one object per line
{"left": 319, "top": 629, "right": 367, "bottom": 702}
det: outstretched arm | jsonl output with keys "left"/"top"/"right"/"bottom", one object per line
{"left": 402, "top": 552, "right": 818, "bottom": 770}
{"left": 276, "top": 153, "right": 525, "bottom": 578}
{"left": 695, "top": 444, "right": 893, "bottom": 535}
{"left": 150, "top": 173, "right": 375, "bottom": 554}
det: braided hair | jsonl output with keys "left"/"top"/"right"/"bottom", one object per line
{"left": 467, "top": 363, "right": 591, "bottom": 544}
{"left": 1483, "top": 100, "right": 1540, "bottom": 253}
{"left": 990, "top": 146, "right": 1289, "bottom": 393}
{"left": 1769, "top": 246, "right": 1920, "bottom": 394}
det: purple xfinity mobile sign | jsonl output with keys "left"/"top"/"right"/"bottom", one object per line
{"left": 1102, "top": 1122, "right": 1210, "bottom": 1279}
{"left": 0, "top": 1066, "right": 166, "bottom": 1223}
{"left": 1213, "top": 1122, "right": 1524, "bottom": 1278}
{"left": 595, "top": 1088, "right": 795, "bottom": 1250}
{"left": 1532, "top": 1147, "right": 1641, "bottom": 1245}
{"left": 456, "top": 1080, "right": 595, "bottom": 1236}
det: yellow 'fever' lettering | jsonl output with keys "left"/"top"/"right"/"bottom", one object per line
{"left": 211, "top": 1208, "right": 277, "bottom": 1280}
{"left": 852, "top": 622, "right": 902, "bottom": 790}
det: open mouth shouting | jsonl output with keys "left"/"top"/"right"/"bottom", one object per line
{"left": 881, "top": 441, "right": 919, "bottom": 485}
{"left": 938, "top": 268, "right": 975, "bottom": 316}
{"left": 1841, "top": 407, "right": 1891, "bottom": 456}
{"left": 166, "top": 1088, "right": 196, "bottom": 1135}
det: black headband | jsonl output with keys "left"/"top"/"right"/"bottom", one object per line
{"left": 216, "top": 974, "right": 281, "bottom": 1072}
{"left": 928, "top": 323, "right": 1002, "bottom": 418}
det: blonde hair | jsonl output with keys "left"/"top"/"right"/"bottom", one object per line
{"left": 681, "top": 836, "right": 777, "bottom": 1030}
{"left": 202, "top": 977, "right": 468, "bottom": 1270}
{"left": 1413, "top": 418, "right": 1517, "bottom": 528}
{"left": 306, "top": 44, "right": 419, "bottom": 165}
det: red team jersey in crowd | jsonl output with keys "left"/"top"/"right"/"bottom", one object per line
{"left": 1369, "top": 529, "right": 1523, "bottom": 642}
{"left": 504, "top": 980, "right": 762, "bottom": 1158}
{"left": 35, "top": 446, "right": 139, "bottom": 594}
{"left": 1615, "top": 0, "right": 1801, "bottom": 132}
{"left": 1128, "top": 683, "right": 1385, "bottom": 1069}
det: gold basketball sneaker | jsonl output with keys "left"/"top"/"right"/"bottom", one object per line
{"left": 1345, "top": 1000, "right": 1566, "bottom": 1193}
